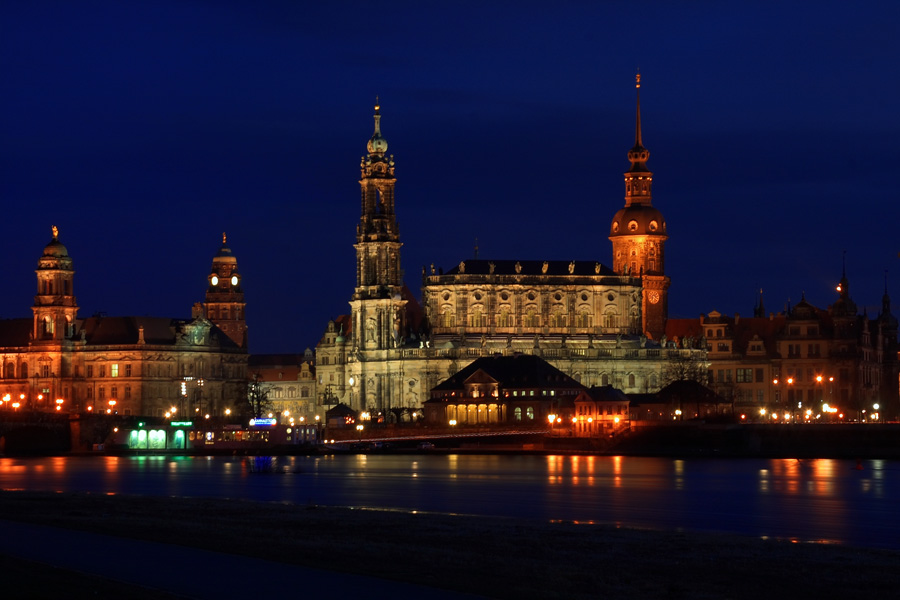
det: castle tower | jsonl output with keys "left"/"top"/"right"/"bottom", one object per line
{"left": 609, "top": 74, "right": 670, "bottom": 339}
{"left": 32, "top": 225, "right": 78, "bottom": 343}
{"left": 350, "top": 99, "right": 407, "bottom": 353}
{"left": 204, "top": 233, "right": 247, "bottom": 348}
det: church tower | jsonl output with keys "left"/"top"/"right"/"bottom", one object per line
{"left": 32, "top": 226, "right": 78, "bottom": 343}
{"left": 349, "top": 99, "right": 407, "bottom": 352}
{"left": 203, "top": 233, "right": 247, "bottom": 348}
{"left": 609, "top": 74, "right": 670, "bottom": 339}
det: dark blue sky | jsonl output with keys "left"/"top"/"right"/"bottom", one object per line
{"left": 2, "top": 1, "right": 899, "bottom": 353}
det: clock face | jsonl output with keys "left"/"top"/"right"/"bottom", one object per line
{"left": 648, "top": 290, "right": 660, "bottom": 305}
{"left": 211, "top": 275, "right": 219, "bottom": 286}
{"left": 231, "top": 275, "right": 239, "bottom": 286}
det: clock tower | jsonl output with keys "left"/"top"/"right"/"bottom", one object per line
{"left": 609, "top": 74, "right": 670, "bottom": 339}
{"left": 203, "top": 233, "right": 247, "bottom": 348}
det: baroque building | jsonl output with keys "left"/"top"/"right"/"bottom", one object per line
{"left": 248, "top": 350, "right": 317, "bottom": 422}
{"left": 0, "top": 228, "right": 248, "bottom": 417}
{"left": 316, "top": 82, "right": 702, "bottom": 419}
{"left": 666, "top": 269, "right": 899, "bottom": 421}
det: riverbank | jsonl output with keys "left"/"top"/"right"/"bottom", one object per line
{"left": 0, "top": 491, "right": 898, "bottom": 599}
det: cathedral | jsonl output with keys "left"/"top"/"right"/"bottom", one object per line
{"left": 0, "top": 229, "right": 248, "bottom": 417}
{"left": 316, "top": 79, "right": 704, "bottom": 418}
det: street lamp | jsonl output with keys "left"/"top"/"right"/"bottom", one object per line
{"left": 55, "top": 398, "right": 64, "bottom": 412}
{"left": 107, "top": 399, "right": 116, "bottom": 414}
{"left": 356, "top": 423, "right": 364, "bottom": 441}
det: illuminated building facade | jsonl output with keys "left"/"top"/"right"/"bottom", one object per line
{"left": 316, "top": 84, "right": 702, "bottom": 418}
{"left": 248, "top": 350, "right": 317, "bottom": 422}
{"left": 609, "top": 74, "right": 670, "bottom": 339}
{"left": 666, "top": 273, "right": 899, "bottom": 421}
{"left": 0, "top": 229, "right": 248, "bottom": 417}
{"left": 423, "top": 354, "right": 585, "bottom": 427}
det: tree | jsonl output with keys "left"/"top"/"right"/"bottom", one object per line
{"left": 661, "top": 354, "right": 709, "bottom": 387}
{"left": 236, "top": 373, "right": 274, "bottom": 420}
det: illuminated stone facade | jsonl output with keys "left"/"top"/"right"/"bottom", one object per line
{"left": 666, "top": 274, "right": 899, "bottom": 421}
{"left": 316, "top": 89, "right": 701, "bottom": 418}
{"left": 248, "top": 351, "right": 317, "bottom": 422}
{"left": 609, "top": 74, "right": 670, "bottom": 340}
{"left": 0, "top": 229, "right": 248, "bottom": 417}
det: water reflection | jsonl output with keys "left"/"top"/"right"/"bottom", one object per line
{"left": 0, "top": 455, "right": 897, "bottom": 549}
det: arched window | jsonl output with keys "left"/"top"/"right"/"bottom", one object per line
{"left": 628, "top": 374, "right": 636, "bottom": 387}
{"left": 601, "top": 373, "right": 609, "bottom": 386}
{"left": 43, "top": 316, "right": 54, "bottom": 336}
{"left": 524, "top": 307, "right": 539, "bottom": 328}
{"left": 526, "top": 407, "right": 534, "bottom": 420}
{"left": 469, "top": 306, "right": 486, "bottom": 328}
{"left": 604, "top": 311, "right": 617, "bottom": 329}
{"left": 514, "top": 407, "right": 522, "bottom": 421}
{"left": 19, "top": 363, "right": 28, "bottom": 379}
{"left": 577, "top": 310, "right": 591, "bottom": 328}
{"left": 497, "top": 307, "right": 512, "bottom": 328}
{"left": 549, "top": 308, "right": 566, "bottom": 328}
{"left": 441, "top": 309, "right": 455, "bottom": 328}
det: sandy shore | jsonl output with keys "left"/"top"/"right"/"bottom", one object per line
{"left": 0, "top": 490, "right": 898, "bottom": 599}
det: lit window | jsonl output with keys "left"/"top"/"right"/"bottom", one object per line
{"left": 111, "top": 364, "right": 119, "bottom": 378}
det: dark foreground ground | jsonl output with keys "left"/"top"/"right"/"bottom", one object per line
{"left": 0, "top": 490, "right": 898, "bottom": 600}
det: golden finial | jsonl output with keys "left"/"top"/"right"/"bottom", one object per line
{"left": 636, "top": 71, "right": 641, "bottom": 89}
{"left": 374, "top": 95, "right": 380, "bottom": 111}
{"left": 52, "top": 225, "right": 59, "bottom": 239}
{"left": 222, "top": 232, "right": 227, "bottom": 244}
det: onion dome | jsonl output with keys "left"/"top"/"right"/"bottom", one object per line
{"left": 609, "top": 204, "right": 667, "bottom": 238}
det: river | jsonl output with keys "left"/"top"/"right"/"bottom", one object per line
{"left": 1, "top": 454, "right": 896, "bottom": 549}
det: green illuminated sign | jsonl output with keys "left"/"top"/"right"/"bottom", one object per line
{"left": 170, "top": 421, "right": 193, "bottom": 427}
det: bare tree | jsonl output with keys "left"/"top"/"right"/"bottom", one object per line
{"left": 661, "top": 354, "right": 708, "bottom": 387}
{"left": 237, "top": 373, "right": 274, "bottom": 420}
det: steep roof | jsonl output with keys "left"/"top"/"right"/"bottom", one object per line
{"left": 0, "top": 319, "right": 33, "bottom": 347}
{"left": 582, "top": 385, "right": 629, "bottom": 403}
{"left": 78, "top": 316, "right": 240, "bottom": 349}
{"left": 432, "top": 354, "right": 586, "bottom": 392}
{"left": 249, "top": 354, "right": 308, "bottom": 368}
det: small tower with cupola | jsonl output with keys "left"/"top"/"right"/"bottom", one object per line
{"left": 32, "top": 226, "right": 78, "bottom": 343}
{"left": 203, "top": 233, "right": 247, "bottom": 348}
{"left": 609, "top": 74, "right": 670, "bottom": 339}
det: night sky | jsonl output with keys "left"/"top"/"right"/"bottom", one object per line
{"left": 3, "top": 2, "right": 899, "bottom": 354}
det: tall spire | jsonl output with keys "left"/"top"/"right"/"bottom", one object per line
{"left": 634, "top": 72, "right": 643, "bottom": 148}
{"left": 627, "top": 72, "right": 650, "bottom": 175}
